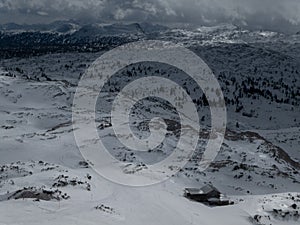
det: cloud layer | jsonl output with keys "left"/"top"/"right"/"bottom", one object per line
{"left": 1, "top": 0, "right": 300, "bottom": 32}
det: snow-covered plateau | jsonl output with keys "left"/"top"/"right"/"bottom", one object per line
{"left": 0, "top": 22, "right": 299, "bottom": 225}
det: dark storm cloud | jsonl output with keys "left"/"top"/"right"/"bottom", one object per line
{"left": 0, "top": 0, "right": 300, "bottom": 32}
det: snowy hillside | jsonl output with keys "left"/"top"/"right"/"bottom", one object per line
{"left": 0, "top": 23, "right": 299, "bottom": 225}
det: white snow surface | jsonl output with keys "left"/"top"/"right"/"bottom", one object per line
{"left": 0, "top": 26, "right": 300, "bottom": 225}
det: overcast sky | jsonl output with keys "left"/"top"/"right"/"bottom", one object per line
{"left": 1, "top": 0, "right": 300, "bottom": 32}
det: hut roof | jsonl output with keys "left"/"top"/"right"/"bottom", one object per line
{"left": 185, "top": 184, "right": 220, "bottom": 195}
{"left": 200, "top": 184, "right": 220, "bottom": 195}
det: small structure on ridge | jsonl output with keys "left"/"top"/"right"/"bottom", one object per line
{"left": 184, "top": 184, "right": 232, "bottom": 206}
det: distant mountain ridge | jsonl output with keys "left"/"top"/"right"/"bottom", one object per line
{"left": 0, "top": 20, "right": 168, "bottom": 35}
{"left": 0, "top": 20, "right": 299, "bottom": 59}
{"left": 0, "top": 21, "right": 170, "bottom": 58}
